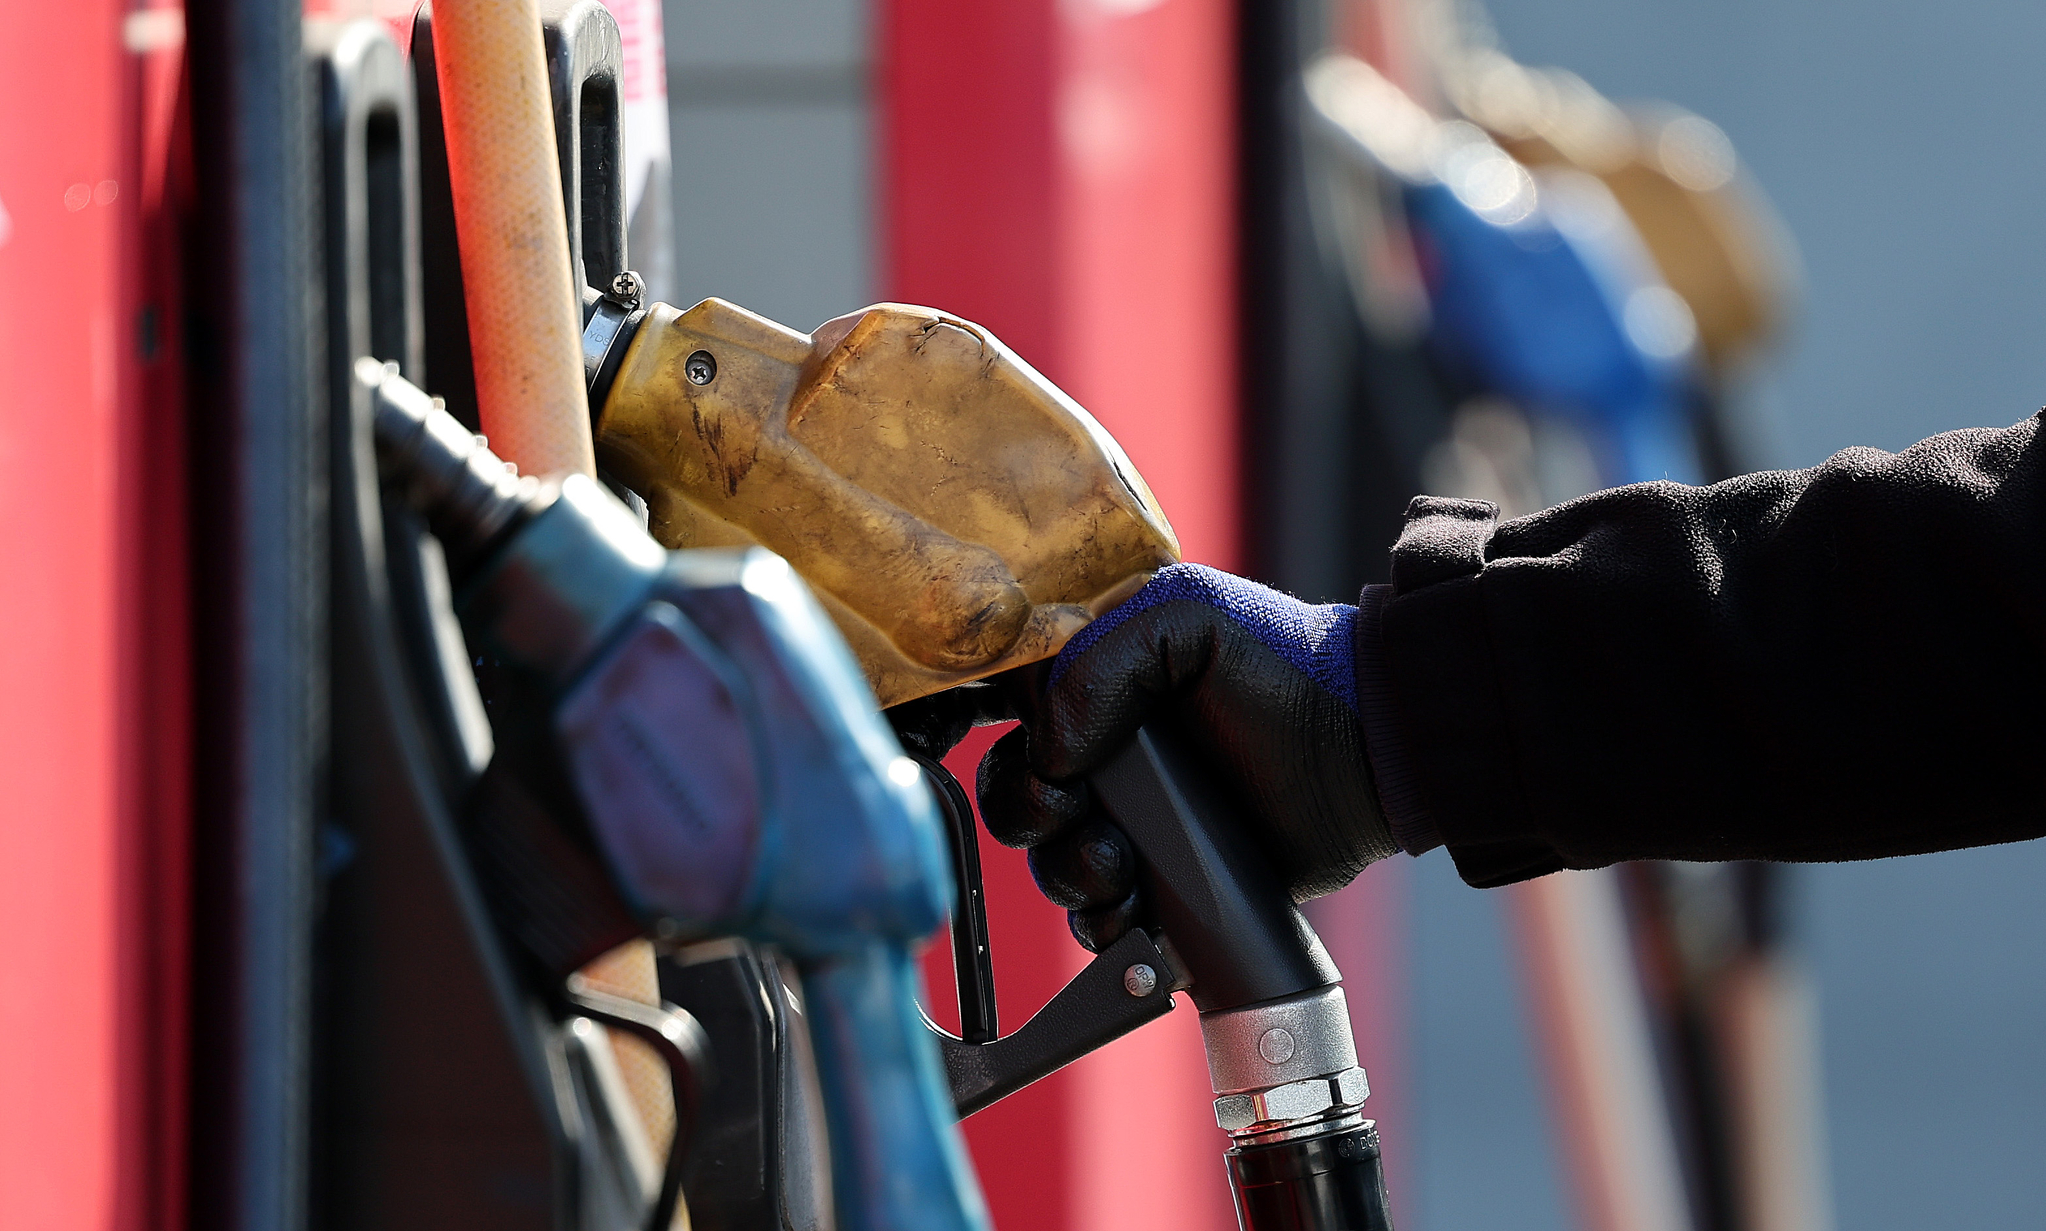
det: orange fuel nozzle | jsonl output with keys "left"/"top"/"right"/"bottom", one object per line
{"left": 589, "top": 298, "right": 1180, "bottom": 708}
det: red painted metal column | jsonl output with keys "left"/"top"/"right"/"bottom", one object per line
{"left": 0, "top": 2, "right": 191, "bottom": 1227}
{"left": 884, "top": 3, "right": 1240, "bottom": 1229}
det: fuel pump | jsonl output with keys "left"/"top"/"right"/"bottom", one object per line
{"left": 345, "top": 0, "right": 1411, "bottom": 1221}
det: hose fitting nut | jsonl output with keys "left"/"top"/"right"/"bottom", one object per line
{"left": 1213, "top": 1066, "right": 1370, "bottom": 1133}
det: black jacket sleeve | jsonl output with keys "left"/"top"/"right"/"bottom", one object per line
{"left": 1359, "top": 412, "right": 2046, "bottom": 888}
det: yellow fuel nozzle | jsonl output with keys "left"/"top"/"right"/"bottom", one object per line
{"left": 592, "top": 298, "right": 1181, "bottom": 708}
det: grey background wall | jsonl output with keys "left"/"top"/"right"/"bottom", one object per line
{"left": 662, "top": 0, "right": 873, "bottom": 329}
{"left": 1477, "top": 0, "right": 2046, "bottom": 470}
{"left": 1408, "top": 2, "right": 2046, "bottom": 1228}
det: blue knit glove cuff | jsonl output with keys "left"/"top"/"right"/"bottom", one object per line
{"left": 1052, "top": 563, "right": 1359, "bottom": 710}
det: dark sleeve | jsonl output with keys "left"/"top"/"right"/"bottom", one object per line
{"left": 1359, "top": 413, "right": 2046, "bottom": 888}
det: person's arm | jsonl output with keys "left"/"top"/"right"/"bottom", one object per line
{"left": 1368, "top": 412, "right": 2046, "bottom": 887}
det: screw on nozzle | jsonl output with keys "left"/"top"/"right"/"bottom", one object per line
{"left": 608, "top": 269, "right": 645, "bottom": 308}
{"left": 356, "top": 357, "right": 548, "bottom": 574}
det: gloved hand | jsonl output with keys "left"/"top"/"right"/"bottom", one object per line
{"left": 974, "top": 563, "right": 1397, "bottom": 951}
{"left": 886, "top": 680, "right": 1015, "bottom": 762}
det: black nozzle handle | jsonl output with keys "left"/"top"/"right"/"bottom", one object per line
{"left": 919, "top": 677, "right": 1340, "bottom": 1114}
{"left": 1088, "top": 727, "right": 1338, "bottom": 1013}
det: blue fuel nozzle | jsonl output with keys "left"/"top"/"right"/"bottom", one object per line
{"left": 367, "top": 364, "right": 989, "bottom": 1231}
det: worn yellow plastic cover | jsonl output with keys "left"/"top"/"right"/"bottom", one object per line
{"left": 596, "top": 299, "right": 1181, "bottom": 707}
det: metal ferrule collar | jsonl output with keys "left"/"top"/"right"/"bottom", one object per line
{"left": 1201, "top": 985, "right": 1372, "bottom": 1139}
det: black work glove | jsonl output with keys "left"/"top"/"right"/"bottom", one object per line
{"left": 975, "top": 563, "right": 1396, "bottom": 951}
{"left": 886, "top": 681, "right": 1015, "bottom": 761}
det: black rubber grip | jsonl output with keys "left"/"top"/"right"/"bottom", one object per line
{"left": 1088, "top": 727, "right": 1338, "bottom": 1012}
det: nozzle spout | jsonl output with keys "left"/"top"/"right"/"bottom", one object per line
{"left": 358, "top": 357, "right": 546, "bottom": 573}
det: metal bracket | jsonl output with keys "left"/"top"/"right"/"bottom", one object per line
{"left": 912, "top": 753, "right": 999, "bottom": 1045}
{"left": 913, "top": 754, "right": 1187, "bottom": 1117}
{"left": 565, "top": 980, "right": 711, "bottom": 1231}
{"left": 540, "top": 0, "right": 626, "bottom": 296}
